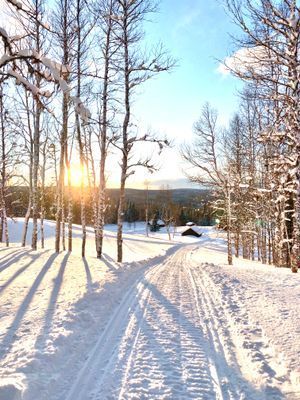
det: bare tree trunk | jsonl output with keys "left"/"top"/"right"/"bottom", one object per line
{"left": 1, "top": 200, "right": 8, "bottom": 247}
{"left": 166, "top": 224, "right": 171, "bottom": 241}
{"left": 96, "top": 4, "right": 114, "bottom": 259}
{"left": 55, "top": 130, "right": 65, "bottom": 253}
{"left": 268, "top": 223, "right": 273, "bottom": 264}
{"left": 75, "top": 0, "right": 87, "bottom": 258}
{"left": 97, "top": 177, "right": 105, "bottom": 258}
{"left": 40, "top": 201, "right": 45, "bottom": 248}
{"left": 227, "top": 188, "right": 233, "bottom": 265}
{"left": 257, "top": 227, "right": 261, "bottom": 262}
{"left": 64, "top": 52, "right": 72, "bottom": 252}
{"left": 40, "top": 141, "right": 47, "bottom": 249}
{"left": 64, "top": 104, "right": 72, "bottom": 253}
{"left": 31, "top": 3, "right": 43, "bottom": 251}
{"left": 117, "top": 5, "right": 130, "bottom": 263}
{"left": 117, "top": 161, "right": 127, "bottom": 262}
{"left": 54, "top": 0, "right": 73, "bottom": 254}
{"left": 22, "top": 196, "right": 32, "bottom": 247}
{"left": 66, "top": 164, "right": 72, "bottom": 252}
{"left": 114, "top": 0, "right": 173, "bottom": 261}
{"left": 79, "top": 148, "right": 86, "bottom": 258}
{"left": 0, "top": 214, "right": 3, "bottom": 242}
{"left": 251, "top": 234, "right": 255, "bottom": 261}
{"left": 274, "top": 200, "right": 285, "bottom": 267}
{"left": 21, "top": 92, "right": 34, "bottom": 247}
{"left": 234, "top": 229, "right": 240, "bottom": 257}
{"left": 145, "top": 180, "right": 149, "bottom": 237}
{"left": 62, "top": 192, "right": 66, "bottom": 251}
{"left": 261, "top": 228, "right": 267, "bottom": 264}
{"left": 85, "top": 130, "right": 99, "bottom": 254}
{"left": 0, "top": 83, "right": 8, "bottom": 247}
{"left": 31, "top": 102, "right": 41, "bottom": 251}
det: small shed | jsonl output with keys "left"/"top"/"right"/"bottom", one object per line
{"left": 157, "top": 219, "right": 165, "bottom": 227}
{"left": 148, "top": 219, "right": 165, "bottom": 227}
{"left": 181, "top": 226, "right": 202, "bottom": 238}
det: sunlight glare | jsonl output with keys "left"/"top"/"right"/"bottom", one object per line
{"left": 69, "top": 163, "right": 84, "bottom": 187}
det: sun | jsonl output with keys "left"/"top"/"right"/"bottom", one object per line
{"left": 68, "top": 163, "right": 84, "bottom": 187}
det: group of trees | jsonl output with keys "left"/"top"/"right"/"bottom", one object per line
{"left": 3, "top": 184, "right": 213, "bottom": 229}
{"left": 0, "top": 0, "right": 174, "bottom": 261}
{"left": 2, "top": 0, "right": 298, "bottom": 271}
{"left": 183, "top": 0, "right": 300, "bottom": 272}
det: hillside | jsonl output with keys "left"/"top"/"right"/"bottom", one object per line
{"left": 106, "top": 188, "right": 211, "bottom": 206}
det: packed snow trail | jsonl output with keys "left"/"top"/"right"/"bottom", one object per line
{"left": 65, "top": 246, "right": 255, "bottom": 400}
{"left": 1, "top": 223, "right": 299, "bottom": 399}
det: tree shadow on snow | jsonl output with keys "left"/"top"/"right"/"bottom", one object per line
{"left": 83, "top": 258, "right": 93, "bottom": 291}
{"left": 0, "top": 249, "right": 34, "bottom": 272}
{"left": 10, "top": 244, "right": 284, "bottom": 399}
{"left": 0, "top": 252, "right": 59, "bottom": 359}
{"left": 34, "top": 252, "right": 70, "bottom": 351}
{"left": 101, "top": 253, "right": 119, "bottom": 272}
{"left": 0, "top": 251, "right": 50, "bottom": 295}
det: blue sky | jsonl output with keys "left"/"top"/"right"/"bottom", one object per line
{"left": 116, "top": 0, "right": 243, "bottom": 189}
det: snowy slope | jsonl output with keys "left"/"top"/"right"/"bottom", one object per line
{"left": 0, "top": 220, "right": 299, "bottom": 399}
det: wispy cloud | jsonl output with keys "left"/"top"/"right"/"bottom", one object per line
{"left": 175, "top": 10, "right": 202, "bottom": 32}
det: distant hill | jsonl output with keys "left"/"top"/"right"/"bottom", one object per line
{"left": 106, "top": 188, "right": 211, "bottom": 206}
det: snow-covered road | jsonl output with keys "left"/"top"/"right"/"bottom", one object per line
{"left": 64, "top": 246, "right": 262, "bottom": 400}
{"left": 1, "top": 221, "right": 300, "bottom": 399}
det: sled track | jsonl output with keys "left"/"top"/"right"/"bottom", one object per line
{"left": 112, "top": 251, "right": 224, "bottom": 400}
{"left": 64, "top": 253, "right": 174, "bottom": 400}
{"left": 65, "top": 246, "right": 234, "bottom": 400}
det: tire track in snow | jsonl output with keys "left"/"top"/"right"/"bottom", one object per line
{"left": 108, "top": 251, "right": 183, "bottom": 400}
{"left": 109, "top": 247, "right": 223, "bottom": 399}
{"left": 186, "top": 263, "right": 230, "bottom": 399}
{"left": 65, "top": 246, "right": 238, "bottom": 400}
{"left": 176, "top": 256, "right": 219, "bottom": 399}
{"left": 185, "top": 251, "right": 252, "bottom": 399}
{"left": 64, "top": 252, "right": 176, "bottom": 400}
{"left": 188, "top": 259, "right": 294, "bottom": 399}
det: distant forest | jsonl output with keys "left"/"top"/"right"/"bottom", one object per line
{"left": 7, "top": 187, "right": 214, "bottom": 227}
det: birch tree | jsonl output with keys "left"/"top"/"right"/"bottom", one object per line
{"left": 113, "top": 0, "right": 174, "bottom": 262}
{"left": 0, "top": 79, "right": 10, "bottom": 246}
{"left": 93, "top": 0, "right": 118, "bottom": 259}
{"left": 52, "top": 0, "right": 76, "bottom": 253}
{"left": 182, "top": 103, "right": 234, "bottom": 265}
{"left": 73, "top": 0, "right": 92, "bottom": 258}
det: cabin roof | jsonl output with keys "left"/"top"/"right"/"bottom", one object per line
{"left": 181, "top": 226, "right": 202, "bottom": 237}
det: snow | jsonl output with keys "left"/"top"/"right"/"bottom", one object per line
{"left": 0, "top": 53, "right": 10, "bottom": 65}
{"left": 0, "top": 26, "right": 8, "bottom": 38}
{"left": 186, "top": 221, "right": 195, "bottom": 226}
{"left": 71, "top": 96, "right": 91, "bottom": 123}
{"left": 8, "top": 69, "right": 51, "bottom": 97}
{"left": 0, "top": 219, "right": 300, "bottom": 399}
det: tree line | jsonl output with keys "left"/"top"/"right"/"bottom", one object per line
{"left": 3, "top": 185, "right": 213, "bottom": 227}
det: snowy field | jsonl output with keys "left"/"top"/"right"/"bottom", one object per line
{"left": 0, "top": 219, "right": 300, "bottom": 399}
